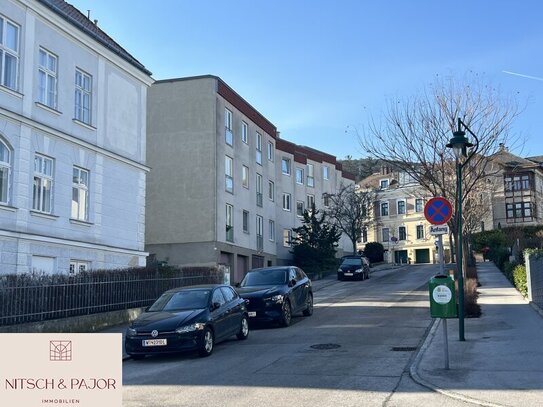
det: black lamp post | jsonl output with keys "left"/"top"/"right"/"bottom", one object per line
{"left": 446, "top": 118, "right": 479, "bottom": 341}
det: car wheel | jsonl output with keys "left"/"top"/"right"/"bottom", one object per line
{"left": 198, "top": 327, "right": 214, "bottom": 357}
{"left": 130, "top": 354, "right": 145, "bottom": 360}
{"left": 280, "top": 300, "right": 292, "bottom": 327}
{"left": 237, "top": 316, "right": 249, "bottom": 340}
{"left": 303, "top": 293, "right": 313, "bottom": 316}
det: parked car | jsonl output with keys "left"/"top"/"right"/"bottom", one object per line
{"left": 235, "top": 266, "right": 313, "bottom": 327}
{"left": 125, "top": 284, "right": 249, "bottom": 359}
{"left": 337, "top": 255, "right": 370, "bottom": 280}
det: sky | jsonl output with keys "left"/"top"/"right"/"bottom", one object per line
{"left": 69, "top": 0, "right": 543, "bottom": 160}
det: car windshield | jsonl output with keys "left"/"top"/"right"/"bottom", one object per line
{"left": 148, "top": 289, "right": 211, "bottom": 311}
{"left": 341, "top": 258, "right": 361, "bottom": 266}
{"left": 240, "top": 269, "right": 287, "bottom": 286}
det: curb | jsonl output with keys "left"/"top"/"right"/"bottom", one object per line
{"left": 409, "top": 318, "right": 506, "bottom": 407}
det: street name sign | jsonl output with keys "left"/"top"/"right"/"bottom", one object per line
{"left": 430, "top": 225, "right": 449, "bottom": 235}
{"left": 424, "top": 197, "right": 453, "bottom": 225}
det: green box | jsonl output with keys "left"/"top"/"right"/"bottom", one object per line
{"left": 429, "top": 275, "right": 457, "bottom": 318}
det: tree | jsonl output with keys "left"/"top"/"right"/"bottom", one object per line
{"left": 357, "top": 73, "right": 521, "bottom": 265}
{"left": 364, "top": 242, "right": 384, "bottom": 263}
{"left": 325, "top": 184, "right": 375, "bottom": 255}
{"left": 290, "top": 205, "right": 341, "bottom": 274}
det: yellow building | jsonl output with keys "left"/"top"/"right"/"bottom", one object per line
{"left": 357, "top": 167, "right": 452, "bottom": 264}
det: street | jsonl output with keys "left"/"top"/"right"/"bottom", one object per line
{"left": 121, "top": 265, "right": 473, "bottom": 407}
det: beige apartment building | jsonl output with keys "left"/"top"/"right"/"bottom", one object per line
{"left": 145, "top": 75, "right": 354, "bottom": 283}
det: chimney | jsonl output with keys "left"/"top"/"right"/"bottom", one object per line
{"left": 498, "top": 143, "right": 508, "bottom": 152}
{"left": 381, "top": 165, "right": 390, "bottom": 175}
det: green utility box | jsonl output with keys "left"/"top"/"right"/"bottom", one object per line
{"left": 429, "top": 275, "right": 457, "bottom": 318}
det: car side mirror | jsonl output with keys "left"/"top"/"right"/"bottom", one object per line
{"left": 211, "top": 302, "right": 221, "bottom": 311}
{"left": 235, "top": 282, "right": 241, "bottom": 288}
{"left": 288, "top": 279, "right": 296, "bottom": 287}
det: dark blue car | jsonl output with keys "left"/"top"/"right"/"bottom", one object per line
{"left": 125, "top": 284, "right": 249, "bottom": 358}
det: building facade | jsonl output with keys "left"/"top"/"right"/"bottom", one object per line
{"left": 145, "top": 75, "right": 355, "bottom": 283}
{"left": 358, "top": 167, "right": 451, "bottom": 264}
{"left": 0, "top": 0, "right": 153, "bottom": 274}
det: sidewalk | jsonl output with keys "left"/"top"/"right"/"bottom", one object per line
{"left": 411, "top": 261, "right": 543, "bottom": 407}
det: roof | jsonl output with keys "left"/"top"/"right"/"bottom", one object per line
{"left": 491, "top": 148, "right": 540, "bottom": 170}
{"left": 37, "top": 0, "right": 152, "bottom": 76}
{"left": 165, "top": 284, "right": 224, "bottom": 293}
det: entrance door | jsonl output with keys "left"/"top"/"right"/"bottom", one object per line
{"left": 415, "top": 249, "right": 430, "bottom": 264}
{"left": 252, "top": 255, "right": 264, "bottom": 269}
{"left": 394, "top": 250, "right": 408, "bottom": 264}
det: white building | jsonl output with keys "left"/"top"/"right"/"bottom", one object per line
{"left": 0, "top": 0, "right": 153, "bottom": 274}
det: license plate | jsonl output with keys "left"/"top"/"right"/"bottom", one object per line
{"left": 142, "top": 339, "right": 167, "bottom": 347}
{"left": 344, "top": 273, "right": 353, "bottom": 276}
{"left": 248, "top": 312, "right": 256, "bottom": 317}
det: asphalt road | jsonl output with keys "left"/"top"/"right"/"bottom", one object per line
{"left": 122, "top": 265, "right": 471, "bottom": 407}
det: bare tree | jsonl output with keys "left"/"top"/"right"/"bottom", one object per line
{"left": 358, "top": 73, "right": 522, "bottom": 262}
{"left": 325, "top": 184, "right": 375, "bottom": 255}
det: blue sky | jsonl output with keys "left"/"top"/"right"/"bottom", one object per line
{"left": 70, "top": 0, "right": 543, "bottom": 159}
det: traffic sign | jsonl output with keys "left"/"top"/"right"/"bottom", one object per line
{"left": 424, "top": 197, "right": 453, "bottom": 225}
{"left": 430, "top": 225, "right": 449, "bottom": 235}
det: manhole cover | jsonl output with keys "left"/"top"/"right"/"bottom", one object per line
{"left": 391, "top": 346, "right": 417, "bottom": 352}
{"left": 310, "top": 343, "right": 341, "bottom": 350}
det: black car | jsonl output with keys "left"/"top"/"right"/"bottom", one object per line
{"left": 236, "top": 266, "right": 313, "bottom": 327}
{"left": 337, "top": 255, "right": 370, "bottom": 280}
{"left": 125, "top": 284, "right": 249, "bottom": 359}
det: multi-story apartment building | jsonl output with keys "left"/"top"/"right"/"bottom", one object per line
{"left": 0, "top": 0, "right": 153, "bottom": 274}
{"left": 490, "top": 146, "right": 543, "bottom": 228}
{"left": 145, "top": 75, "right": 355, "bottom": 283}
{"left": 358, "top": 167, "right": 451, "bottom": 264}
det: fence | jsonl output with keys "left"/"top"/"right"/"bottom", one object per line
{"left": 526, "top": 250, "right": 543, "bottom": 310}
{"left": 0, "top": 266, "right": 222, "bottom": 327}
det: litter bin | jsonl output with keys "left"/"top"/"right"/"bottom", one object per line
{"left": 429, "top": 274, "right": 457, "bottom": 318}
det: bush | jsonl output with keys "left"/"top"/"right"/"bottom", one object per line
{"left": 488, "top": 247, "right": 510, "bottom": 270}
{"left": 364, "top": 242, "right": 384, "bottom": 263}
{"left": 502, "top": 261, "right": 517, "bottom": 283}
{"left": 513, "top": 264, "right": 527, "bottom": 298}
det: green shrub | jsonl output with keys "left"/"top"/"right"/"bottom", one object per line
{"left": 512, "top": 264, "right": 527, "bottom": 298}
{"left": 364, "top": 242, "right": 384, "bottom": 263}
{"left": 502, "top": 261, "right": 517, "bottom": 283}
{"left": 488, "top": 247, "right": 510, "bottom": 270}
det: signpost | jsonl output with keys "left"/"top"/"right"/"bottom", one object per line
{"left": 424, "top": 197, "right": 453, "bottom": 369}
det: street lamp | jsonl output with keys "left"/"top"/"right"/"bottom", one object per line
{"left": 446, "top": 118, "right": 479, "bottom": 341}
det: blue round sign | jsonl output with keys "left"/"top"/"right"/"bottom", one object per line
{"left": 424, "top": 197, "right": 453, "bottom": 225}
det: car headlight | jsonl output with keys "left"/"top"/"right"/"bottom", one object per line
{"left": 175, "top": 322, "right": 205, "bottom": 334}
{"left": 126, "top": 327, "right": 137, "bottom": 337}
{"left": 355, "top": 268, "right": 362, "bottom": 273}
{"left": 265, "top": 294, "right": 284, "bottom": 303}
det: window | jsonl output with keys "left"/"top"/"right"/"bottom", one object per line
{"left": 225, "top": 156, "right": 233, "bottom": 193}
{"left": 380, "top": 202, "right": 389, "bottom": 216}
{"left": 505, "top": 174, "right": 531, "bottom": 191}
{"left": 0, "top": 16, "right": 20, "bottom": 90}
{"left": 256, "top": 173, "right": 263, "bottom": 207}
{"left": 307, "top": 194, "right": 315, "bottom": 210}
{"left": 221, "top": 286, "right": 237, "bottom": 303}
{"left": 415, "top": 198, "right": 424, "bottom": 212}
{"left": 69, "top": 260, "right": 89, "bottom": 275}
{"left": 506, "top": 202, "right": 533, "bottom": 219}
{"left": 242, "top": 165, "right": 249, "bottom": 188}
{"left": 225, "top": 108, "right": 233, "bottom": 145}
{"left": 397, "top": 200, "right": 406, "bottom": 215}
{"left": 243, "top": 210, "right": 249, "bottom": 233}
{"left": 226, "top": 204, "right": 233, "bottom": 242}
{"left": 38, "top": 48, "right": 58, "bottom": 109}
{"left": 0, "top": 139, "right": 11, "bottom": 204}
{"left": 306, "top": 164, "right": 314, "bottom": 187}
{"left": 296, "top": 200, "right": 304, "bottom": 217}
{"left": 399, "top": 226, "right": 407, "bottom": 241}
{"left": 382, "top": 228, "right": 390, "bottom": 242}
{"left": 241, "top": 121, "right": 248, "bottom": 144}
{"left": 71, "top": 167, "right": 89, "bottom": 221}
{"left": 416, "top": 225, "right": 424, "bottom": 239}
{"left": 296, "top": 168, "right": 304, "bottom": 184}
{"left": 212, "top": 289, "right": 226, "bottom": 307}
{"left": 267, "top": 141, "right": 274, "bottom": 162}
{"left": 281, "top": 158, "right": 291, "bottom": 175}
{"left": 283, "top": 229, "right": 292, "bottom": 247}
{"left": 268, "top": 180, "right": 274, "bottom": 201}
{"left": 269, "top": 220, "right": 275, "bottom": 241}
{"left": 74, "top": 69, "right": 92, "bottom": 124}
{"left": 256, "top": 132, "right": 262, "bottom": 164}
{"left": 323, "top": 193, "right": 330, "bottom": 208}
{"left": 380, "top": 179, "right": 389, "bottom": 189}
{"left": 282, "top": 193, "right": 291, "bottom": 211}
{"left": 256, "top": 215, "right": 263, "bottom": 250}
{"left": 323, "top": 166, "right": 330, "bottom": 180}
{"left": 33, "top": 154, "right": 54, "bottom": 213}
{"left": 362, "top": 228, "right": 368, "bottom": 243}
